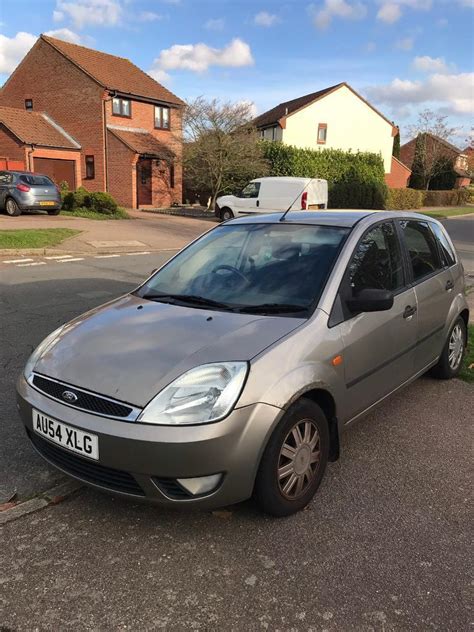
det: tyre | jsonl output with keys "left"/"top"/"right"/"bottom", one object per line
{"left": 47, "top": 208, "right": 61, "bottom": 215}
{"left": 254, "top": 398, "right": 329, "bottom": 517}
{"left": 5, "top": 198, "right": 21, "bottom": 216}
{"left": 220, "top": 207, "right": 233, "bottom": 221}
{"left": 430, "top": 317, "right": 467, "bottom": 380}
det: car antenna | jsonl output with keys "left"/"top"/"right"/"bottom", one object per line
{"left": 279, "top": 178, "right": 314, "bottom": 222}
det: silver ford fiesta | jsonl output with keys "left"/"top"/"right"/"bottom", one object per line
{"left": 17, "top": 211, "right": 469, "bottom": 516}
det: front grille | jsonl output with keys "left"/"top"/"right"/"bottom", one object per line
{"left": 32, "top": 374, "right": 135, "bottom": 419}
{"left": 28, "top": 431, "right": 145, "bottom": 496}
{"left": 153, "top": 477, "right": 192, "bottom": 500}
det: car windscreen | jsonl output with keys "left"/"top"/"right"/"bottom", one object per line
{"left": 19, "top": 174, "right": 54, "bottom": 186}
{"left": 138, "top": 223, "right": 350, "bottom": 315}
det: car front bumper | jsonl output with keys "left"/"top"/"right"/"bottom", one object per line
{"left": 17, "top": 375, "right": 282, "bottom": 509}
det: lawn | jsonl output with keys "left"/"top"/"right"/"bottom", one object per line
{"left": 0, "top": 228, "right": 80, "bottom": 249}
{"left": 419, "top": 207, "right": 474, "bottom": 219}
{"left": 61, "top": 207, "right": 130, "bottom": 220}
{"left": 459, "top": 324, "right": 474, "bottom": 384}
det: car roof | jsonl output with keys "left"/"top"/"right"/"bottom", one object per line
{"left": 225, "top": 210, "right": 437, "bottom": 228}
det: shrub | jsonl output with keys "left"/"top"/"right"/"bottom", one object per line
{"left": 88, "top": 191, "right": 118, "bottom": 215}
{"left": 261, "top": 142, "right": 387, "bottom": 209}
{"left": 385, "top": 188, "right": 424, "bottom": 210}
{"left": 422, "top": 189, "right": 470, "bottom": 207}
{"left": 62, "top": 186, "right": 90, "bottom": 210}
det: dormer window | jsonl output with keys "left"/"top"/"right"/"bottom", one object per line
{"left": 112, "top": 97, "right": 131, "bottom": 118}
{"left": 25, "top": 99, "right": 33, "bottom": 111}
{"left": 155, "top": 105, "right": 170, "bottom": 130}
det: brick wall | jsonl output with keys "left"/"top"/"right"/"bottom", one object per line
{"left": 385, "top": 156, "right": 411, "bottom": 188}
{"left": 399, "top": 138, "right": 417, "bottom": 170}
{"left": 0, "top": 38, "right": 105, "bottom": 191}
{"left": 0, "top": 124, "right": 26, "bottom": 163}
{"left": 107, "top": 130, "right": 136, "bottom": 208}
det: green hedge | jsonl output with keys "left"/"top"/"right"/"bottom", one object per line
{"left": 62, "top": 187, "right": 118, "bottom": 215}
{"left": 423, "top": 189, "right": 470, "bottom": 207}
{"left": 261, "top": 142, "right": 387, "bottom": 209}
{"left": 386, "top": 188, "right": 424, "bottom": 210}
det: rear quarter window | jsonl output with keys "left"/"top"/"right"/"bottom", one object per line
{"left": 0, "top": 172, "right": 13, "bottom": 184}
{"left": 430, "top": 222, "right": 456, "bottom": 266}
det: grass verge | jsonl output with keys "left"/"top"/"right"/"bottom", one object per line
{"left": 61, "top": 207, "right": 130, "bottom": 220}
{"left": 0, "top": 228, "right": 80, "bottom": 249}
{"left": 419, "top": 207, "right": 474, "bottom": 219}
{"left": 459, "top": 324, "right": 474, "bottom": 384}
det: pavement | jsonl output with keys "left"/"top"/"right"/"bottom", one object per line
{"left": 0, "top": 212, "right": 472, "bottom": 630}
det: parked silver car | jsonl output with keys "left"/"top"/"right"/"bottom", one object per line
{"left": 17, "top": 211, "right": 469, "bottom": 516}
{"left": 0, "top": 170, "right": 61, "bottom": 216}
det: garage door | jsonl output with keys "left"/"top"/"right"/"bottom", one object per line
{"left": 34, "top": 158, "right": 76, "bottom": 190}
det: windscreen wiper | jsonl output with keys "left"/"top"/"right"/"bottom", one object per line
{"left": 141, "top": 293, "right": 232, "bottom": 310}
{"left": 236, "top": 303, "right": 309, "bottom": 314}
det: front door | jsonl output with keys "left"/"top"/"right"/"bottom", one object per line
{"left": 137, "top": 159, "right": 152, "bottom": 206}
{"left": 334, "top": 220, "right": 417, "bottom": 419}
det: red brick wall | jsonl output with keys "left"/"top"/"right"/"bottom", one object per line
{"left": 107, "top": 130, "right": 136, "bottom": 208}
{"left": 385, "top": 156, "right": 411, "bottom": 188}
{"left": 0, "top": 124, "right": 26, "bottom": 163}
{"left": 0, "top": 38, "right": 105, "bottom": 191}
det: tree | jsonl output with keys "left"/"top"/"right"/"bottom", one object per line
{"left": 407, "top": 109, "right": 457, "bottom": 190}
{"left": 183, "top": 97, "right": 268, "bottom": 208}
{"left": 392, "top": 127, "right": 400, "bottom": 159}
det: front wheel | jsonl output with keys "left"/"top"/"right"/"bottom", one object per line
{"left": 254, "top": 399, "right": 329, "bottom": 517}
{"left": 430, "top": 317, "right": 467, "bottom": 379}
{"left": 220, "top": 207, "right": 234, "bottom": 222}
{"left": 5, "top": 198, "right": 21, "bottom": 216}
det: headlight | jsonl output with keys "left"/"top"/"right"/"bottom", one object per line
{"left": 138, "top": 362, "right": 248, "bottom": 425}
{"left": 24, "top": 326, "right": 65, "bottom": 380}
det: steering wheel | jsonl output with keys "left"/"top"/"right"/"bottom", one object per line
{"left": 212, "top": 264, "right": 250, "bottom": 284}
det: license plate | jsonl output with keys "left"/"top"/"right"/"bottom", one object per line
{"left": 32, "top": 409, "right": 99, "bottom": 460}
{"left": 39, "top": 201, "right": 55, "bottom": 206}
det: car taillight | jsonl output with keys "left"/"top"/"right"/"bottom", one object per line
{"left": 16, "top": 183, "right": 30, "bottom": 192}
{"left": 301, "top": 191, "right": 308, "bottom": 210}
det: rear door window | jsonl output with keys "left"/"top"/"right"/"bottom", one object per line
{"left": 429, "top": 222, "right": 456, "bottom": 267}
{"left": 399, "top": 220, "right": 442, "bottom": 282}
{"left": 19, "top": 174, "right": 54, "bottom": 186}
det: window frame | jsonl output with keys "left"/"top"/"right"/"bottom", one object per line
{"left": 25, "top": 99, "right": 33, "bottom": 111}
{"left": 396, "top": 219, "right": 444, "bottom": 286}
{"left": 427, "top": 221, "right": 457, "bottom": 268}
{"left": 238, "top": 182, "right": 261, "bottom": 199}
{"left": 154, "top": 105, "right": 171, "bottom": 130}
{"left": 112, "top": 97, "right": 132, "bottom": 118}
{"left": 317, "top": 123, "right": 327, "bottom": 144}
{"left": 329, "top": 219, "right": 408, "bottom": 327}
{"left": 85, "top": 155, "right": 95, "bottom": 180}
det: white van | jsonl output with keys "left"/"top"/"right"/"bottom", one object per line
{"left": 215, "top": 177, "right": 328, "bottom": 221}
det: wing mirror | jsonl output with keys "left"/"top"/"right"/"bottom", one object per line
{"left": 347, "top": 288, "right": 394, "bottom": 313}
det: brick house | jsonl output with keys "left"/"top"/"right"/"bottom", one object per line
{"left": 0, "top": 35, "right": 184, "bottom": 208}
{"left": 400, "top": 133, "right": 471, "bottom": 189}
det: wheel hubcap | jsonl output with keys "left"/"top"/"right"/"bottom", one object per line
{"left": 448, "top": 324, "right": 464, "bottom": 370}
{"left": 6, "top": 201, "right": 14, "bottom": 214}
{"left": 278, "top": 419, "right": 320, "bottom": 500}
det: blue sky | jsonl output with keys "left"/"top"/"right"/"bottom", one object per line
{"left": 0, "top": 0, "right": 473, "bottom": 144}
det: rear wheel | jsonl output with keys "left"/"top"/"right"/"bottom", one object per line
{"left": 5, "top": 198, "right": 21, "bottom": 216}
{"left": 47, "top": 208, "right": 61, "bottom": 216}
{"left": 254, "top": 399, "right": 329, "bottom": 517}
{"left": 220, "top": 207, "right": 233, "bottom": 221}
{"left": 430, "top": 317, "right": 467, "bottom": 379}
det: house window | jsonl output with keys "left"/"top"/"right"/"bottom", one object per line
{"left": 112, "top": 97, "right": 131, "bottom": 117}
{"left": 155, "top": 105, "right": 170, "bottom": 130}
{"left": 25, "top": 99, "right": 33, "bottom": 111}
{"left": 169, "top": 162, "right": 175, "bottom": 188}
{"left": 317, "top": 123, "right": 327, "bottom": 144}
{"left": 85, "top": 155, "right": 95, "bottom": 179}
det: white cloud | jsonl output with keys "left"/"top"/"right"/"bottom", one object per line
{"left": 0, "top": 31, "right": 37, "bottom": 74}
{"left": 395, "top": 36, "right": 414, "bottom": 50}
{"left": 205, "top": 18, "right": 225, "bottom": 30}
{"left": 366, "top": 73, "right": 474, "bottom": 115}
{"left": 149, "top": 38, "right": 254, "bottom": 75}
{"left": 54, "top": 0, "right": 123, "bottom": 28}
{"left": 136, "top": 11, "right": 162, "bottom": 22}
{"left": 377, "top": 3, "right": 401, "bottom": 22}
{"left": 412, "top": 55, "right": 453, "bottom": 73}
{"left": 44, "top": 28, "right": 83, "bottom": 43}
{"left": 253, "top": 11, "right": 280, "bottom": 27}
{"left": 308, "top": 0, "right": 367, "bottom": 30}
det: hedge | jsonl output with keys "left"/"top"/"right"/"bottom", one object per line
{"left": 62, "top": 187, "right": 119, "bottom": 215}
{"left": 261, "top": 142, "right": 387, "bottom": 209}
{"left": 422, "top": 189, "right": 470, "bottom": 207}
{"left": 385, "top": 188, "right": 424, "bottom": 210}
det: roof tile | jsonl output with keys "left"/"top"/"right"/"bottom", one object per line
{"left": 0, "top": 106, "right": 79, "bottom": 149}
{"left": 107, "top": 127, "right": 175, "bottom": 158}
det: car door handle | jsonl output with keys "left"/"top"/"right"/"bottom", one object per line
{"left": 403, "top": 305, "right": 417, "bottom": 319}
{"left": 256, "top": 200, "right": 259, "bottom": 207}
{"left": 445, "top": 280, "right": 454, "bottom": 291}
